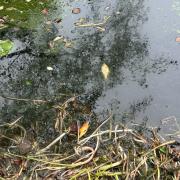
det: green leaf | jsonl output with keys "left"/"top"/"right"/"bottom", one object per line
{"left": 25, "top": 80, "right": 32, "bottom": 86}
{"left": 159, "top": 146, "right": 167, "bottom": 154}
{"left": 0, "top": 40, "right": 13, "bottom": 57}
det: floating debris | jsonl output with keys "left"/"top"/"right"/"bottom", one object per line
{"left": 175, "top": 37, "right": 180, "bottom": 42}
{"left": 101, "top": 63, "right": 110, "bottom": 80}
{"left": 79, "top": 121, "right": 90, "bottom": 138}
{"left": 41, "top": 8, "right": 48, "bottom": 15}
{"left": 47, "top": 66, "right": 53, "bottom": 71}
{"left": 72, "top": 8, "right": 81, "bottom": 14}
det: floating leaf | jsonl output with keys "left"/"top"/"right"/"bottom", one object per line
{"left": 72, "top": 8, "right": 81, "bottom": 14}
{"left": 0, "top": 40, "right": 13, "bottom": 57}
{"left": 54, "top": 18, "right": 62, "bottom": 23}
{"left": 96, "top": 26, "right": 105, "bottom": 32}
{"left": 47, "top": 66, "right": 53, "bottom": 71}
{"left": 25, "top": 80, "right": 32, "bottom": 86}
{"left": 175, "top": 37, "right": 180, "bottom": 42}
{"left": 79, "top": 121, "right": 89, "bottom": 138}
{"left": 41, "top": 8, "right": 48, "bottom": 15}
{"left": 101, "top": 63, "right": 110, "bottom": 80}
{"left": 6, "top": 7, "right": 17, "bottom": 11}
{"left": 53, "top": 36, "right": 63, "bottom": 42}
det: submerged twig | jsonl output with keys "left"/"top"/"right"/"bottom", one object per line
{"left": 37, "top": 132, "right": 67, "bottom": 154}
{"left": 74, "top": 16, "right": 110, "bottom": 28}
{"left": 0, "top": 95, "right": 49, "bottom": 104}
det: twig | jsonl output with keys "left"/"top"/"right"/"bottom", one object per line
{"left": 37, "top": 132, "right": 67, "bottom": 154}
{"left": 143, "top": 140, "right": 176, "bottom": 157}
{"left": 0, "top": 95, "right": 49, "bottom": 104}
{"left": 72, "top": 135, "right": 100, "bottom": 167}
{"left": 79, "top": 128, "right": 132, "bottom": 145}
{"left": 79, "top": 115, "right": 112, "bottom": 145}
{"left": 75, "top": 16, "right": 110, "bottom": 28}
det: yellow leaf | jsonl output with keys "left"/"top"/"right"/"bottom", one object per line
{"left": 101, "top": 63, "right": 110, "bottom": 79}
{"left": 79, "top": 121, "right": 89, "bottom": 138}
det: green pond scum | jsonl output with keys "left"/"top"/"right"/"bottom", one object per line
{"left": 0, "top": 39, "right": 13, "bottom": 57}
{"left": 0, "top": 0, "right": 53, "bottom": 29}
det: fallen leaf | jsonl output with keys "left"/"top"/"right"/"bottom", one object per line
{"left": 65, "top": 41, "right": 72, "bottom": 48}
{"left": 175, "top": 37, "right": 180, "bottom": 42}
{"left": 54, "top": 18, "right": 62, "bottom": 23}
{"left": 0, "top": 40, "right": 13, "bottom": 57}
{"left": 68, "top": 122, "right": 78, "bottom": 133}
{"left": 96, "top": 26, "right": 105, "bottom": 32}
{"left": 6, "top": 7, "right": 17, "bottom": 11}
{"left": 72, "top": 8, "right": 81, "bottom": 14}
{"left": 0, "top": 18, "right": 5, "bottom": 24}
{"left": 12, "top": 158, "right": 23, "bottom": 166}
{"left": 41, "top": 8, "right": 48, "bottom": 15}
{"left": 25, "top": 80, "right": 32, "bottom": 86}
{"left": 48, "top": 41, "right": 54, "bottom": 48}
{"left": 101, "top": 63, "right": 110, "bottom": 80}
{"left": 47, "top": 66, "right": 53, "bottom": 71}
{"left": 79, "top": 121, "right": 89, "bottom": 138}
{"left": 53, "top": 36, "right": 63, "bottom": 42}
{"left": 45, "top": 21, "right": 52, "bottom": 25}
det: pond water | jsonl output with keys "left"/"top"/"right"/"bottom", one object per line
{"left": 0, "top": 0, "right": 180, "bottom": 134}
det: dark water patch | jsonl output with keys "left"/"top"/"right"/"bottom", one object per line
{"left": 0, "top": 0, "right": 179, "bottom": 137}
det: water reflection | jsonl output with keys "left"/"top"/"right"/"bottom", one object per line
{"left": 0, "top": 0, "right": 178, "bottom": 128}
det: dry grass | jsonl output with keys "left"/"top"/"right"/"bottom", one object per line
{"left": 0, "top": 96, "right": 179, "bottom": 180}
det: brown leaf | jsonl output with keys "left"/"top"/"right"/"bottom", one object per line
{"left": 175, "top": 37, "right": 180, "bottom": 42}
{"left": 12, "top": 158, "right": 23, "bottom": 166}
{"left": 101, "top": 63, "right": 110, "bottom": 80}
{"left": 68, "top": 122, "right": 78, "bottom": 133}
{"left": 72, "top": 8, "right": 81, "bottom": 14}
{"left": 41, "top": 8, "right": 48, "bottom": 15}
{"left": 79, "top": 121, "right": 89, "bottom": 138}
{"left": 54, "top": 18, "right": 62, "bottom": 23}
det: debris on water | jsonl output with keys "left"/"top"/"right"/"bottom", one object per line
{"left": 101, "top": 63, "right": 110, "bottom": 80}
{"left": 48, "top": 41, "right": 54, "bottom": 49}
{"left": 6, "top": 7, "right": 17, "bottom": 11}
{"left": 0, "top": 39, "right": 14, "bottom": 57}
{"left": 41, "top": 8, "right": 48, "bottom": 15}
{"left": 64, "top": 40, "right": 73, "bottom": 48}
{"left": 54, "top": 18, "right": 62, "bottom": 24}
{"left": 0, "top": 17, "right": 7, "bottom": 29}
{"left": 53, "top": 36, "right": 63, "bottom": 42}
{"left": 72, "top": 8, "right": 81, "bottom": 14}
{"left": 105, "top": 7, "right": 110, "bottom": 11}
{"left": 47, "top": 66, "right": 53, "bottom": 71}
{"left": 74, "top": 16, "right": 110, "bottom": 30}
{"left": 96, "top": 26, "right": 106, "bottom": 32}
{"left": 175, "top": 37, "right": 180, "bottom": 42}
{"left": 45, "top": 20, "right": 52, "bottom": 25}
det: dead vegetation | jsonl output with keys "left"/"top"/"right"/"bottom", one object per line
{"left": 0, "top": 96, "right": 179, "bottom": 180}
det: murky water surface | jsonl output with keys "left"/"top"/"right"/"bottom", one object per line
{"left": 0, "top": 0, "right": 180, "bottom": 131}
